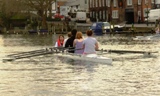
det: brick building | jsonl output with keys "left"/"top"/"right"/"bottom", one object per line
{"left": 89, "top": 0, "right": 153, "bottom": 24}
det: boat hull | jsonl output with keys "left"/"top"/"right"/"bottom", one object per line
{"left": 54, "top": 53, "right": 112, "bottom": 64}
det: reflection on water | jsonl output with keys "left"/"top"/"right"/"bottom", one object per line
{"left": 0, "top": 34, "right": 160, "bottom": 96}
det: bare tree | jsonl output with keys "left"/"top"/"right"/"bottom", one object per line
{"left": 0, "top": 0, "right": 27, "bottom": 29}
{"left": 0, "top": 0, "right": 56, "bottom": 29}
{"left": 24, "top": 0, "right": 56, "bottom": 29}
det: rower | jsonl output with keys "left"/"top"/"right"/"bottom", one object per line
{"left": 83, "top": 30, "right": 99, "bottom": 55}
{"left": 73, "top": 31, "right": 84, "bottom": 54}
{"left": 54, "top": 35, "right": 64, "bottom": 47}
{"left": 65, "top": 29, "right": 77, "bottom": 53}
{"left": 63, "top": 32, "right": 72, "bottom": 47}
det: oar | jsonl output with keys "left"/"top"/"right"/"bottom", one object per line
{"left": 98, "top": 49, "right": 158, "bottom": 54}
{"left": 14, "top": 51, "right": 55, "bottom": 60}
{"left": 7, "top": 47, "right": 67, "bottom": 57}
{"left": 8, "top": 50, "right": 50, "bottom": 57}
{"left": 4, "top": 47, "right": 81, "bottom": 62}
{"left": 13, "top": 50, "right": 50, "bottom": 57}
{"left": 4, "top": 49, "right": 60, "bottom": 62}
{"left": 3, "top": 51, "right": 54, "bottom": 62}
{"left": 7, "top": 49, "right": 47, "bottom": 57}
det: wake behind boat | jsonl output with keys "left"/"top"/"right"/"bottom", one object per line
{"left": 133, "top": 34, "right": 160, "bottom": 41}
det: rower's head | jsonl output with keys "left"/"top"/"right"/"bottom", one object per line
{"left": 86, "top": 30, "right": 93, "bottom": 36}
{"left": 71, "top": 29, "right": 77, "bottom": 36}
{"left": 67, "top": 32, "right": 72, "bottom": 38}
{"left": 59, "top": 35, "right": 64, "bottom": 41}
{"left": 76, "top": 31, "right": 83, "bottom": 39}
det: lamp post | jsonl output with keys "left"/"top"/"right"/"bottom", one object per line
{"left": 154, "top": 0, "right": 156, "bottom": 9}
{"left": 110, "top": 0, "right": 113, "bottom": 22}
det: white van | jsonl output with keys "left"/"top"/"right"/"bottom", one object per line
{"left": 75, "top": 12, "right": 87, "bottom": 23}
{"left": 148, "top": 9, "right": 160, "bottom": 23}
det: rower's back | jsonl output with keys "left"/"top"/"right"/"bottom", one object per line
{"left": 65, "top": 29, "right": 77, "bottom": 53}
{"left": 74, "top": 31, "right": 84, "bottom": 54}
{"left": 83, "top": 30, "right": 99, "bottom": 54}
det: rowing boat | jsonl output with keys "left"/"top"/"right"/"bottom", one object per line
{"left": 3, "top": 47, "right": 112, "bottom": 64}
{"left": 54, "top": 53, "right": 112, "bottom": 64}
{"left": 4, "top": 47, "right": 156, "bottom": 63}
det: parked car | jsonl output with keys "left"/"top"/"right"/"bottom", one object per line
{"left": 90, "top": 22, "right": 124, "bottom": 35}
{"left": 147, "top": 9, "right": 160, "bottom": 23}
{"left": 75, "top": 11, "right": 87, "bottom": 23}
{"left": 90, "top": 22, "right": 104, "bottom": 35}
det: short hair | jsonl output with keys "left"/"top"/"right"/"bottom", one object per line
{"left": 71, "top": 29, "right": 77, "bottom": 36}
{"left": 76, "top": 31, "right": 83, "bottom": 39}
{"left": 86, "top": 30, "right": 93, "bottom": 36}
{"left": 67, "top": 32, "right": 72, "bottom": 37}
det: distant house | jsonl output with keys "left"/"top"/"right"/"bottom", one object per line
{"left": 89, "top": 0, "right": 153, "bottom": 24}
{"left": 64, "top": 0, "right": 89, "bottom": 12}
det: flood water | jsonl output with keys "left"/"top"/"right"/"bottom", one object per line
{"left": 0, "top": 34, "right": 160, "bottom": 96}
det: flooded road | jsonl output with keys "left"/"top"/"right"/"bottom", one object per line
{"left": 0, "top": 34, "right": 160, "bottom": 96}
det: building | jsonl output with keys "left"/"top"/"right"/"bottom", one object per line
{"left": 89, "top": 0, "right": 108, "bottom": 22}
{"left": 64, "top": 0, "right": 89, "bottom": 12}
{"left": 56, "top": 0, "right": 67, "bottom": 13}
{"left": 123, "top": 0, "right": 152, "bottom": 24}
{"left": 89, "top": 0, "right": 153, "bottom": 24}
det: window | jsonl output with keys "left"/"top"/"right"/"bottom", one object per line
{"left": 112, "top": 10, "right": 118, "bottom": 18}
{"left": 138, "top": 11, "right": 141, "bottom": 17}
{"left": 103, "top": 10, "right": 105, "bottom": 20}
{"left": 127, "top": 0, "right": 132, "bottom": 5}
{"left": 113, "top": 0, "right": 117, "bottom": 7}
{"left": 91, "top": 0, "right": 95, "bottom": 7}
{"left": 96, "top": 0, "right": 98, "bottom": 7}
{"left": 138, "top": 0, "right": 141, "bottom": 5}
{"left": 102, "top": 0, "right": 105, "bottom": 6}
{"left": 90, "top": 12, "right": 92, "bottom": 17}
{"left": 143, "top": 8, "right": 150, "bottom": 17}
{"left": 99, "top": 0, "right": 102, "bottom": 7}
{"left": 100, "top": 11, "right": 102, "bottom": 19}
{"left": 85, "top": 0, "right": 87, "bottom": 4}
{"left": 93, "top": 11, "right": 95, "bottom": 18}
{"left": 89, "top": 0, "right": 92, "bottom": 8}
{"left": 96, "top": 12, "right": 98, "bottom": 18}
{"left": 145, "top": 0, "right": 148, "bottom": 4}
{"left": 107, "top": 0, "right": 110, "bottom": 7}
{"left": 143, "top": 8, "right": 147, "bottom": 17}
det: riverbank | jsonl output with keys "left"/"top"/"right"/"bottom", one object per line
{"left": 0, "top": 23, "right": 156, "bottom": 35}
